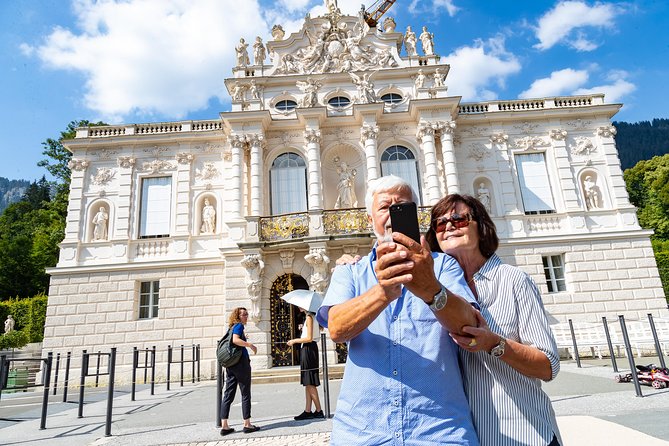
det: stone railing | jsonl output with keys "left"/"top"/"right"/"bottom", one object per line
{"left": 77, "top": 120, "right": 222, "bottom": 138}
{"left": 133, "top": 239, "right": 171, "bottom": 259}
{"left": 524, "top": 214, "right": 562, "bottom": 233}
{"left": 258, "top": 212, "right": 309, "bottom": 242}
{"left": 458, "top": 94, "right": 605, "bottom": 115}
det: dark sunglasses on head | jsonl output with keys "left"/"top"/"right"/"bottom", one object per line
{"left": 432, "top": 213, "right": 472, "bottom": 232}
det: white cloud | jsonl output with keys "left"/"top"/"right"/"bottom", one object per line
{"left": 573, "top": 70, "right": 636, "bottom": 103}
{"left": 519, "top": 68, "right": 589, "bottom": 98}
{"left": 442, "top": 37, "right": 521, "bottom": 101}
{"left": 409, "top": 0, "right": 459, "bottom": 17}
{"left": 24, "top": 0, "right": 270, "bottom": 123}
{"left": 278, "top": 0, "right": 311, "bottom": 12}
{"left": 533, "top": 1, "right": 622, "bottom": 51}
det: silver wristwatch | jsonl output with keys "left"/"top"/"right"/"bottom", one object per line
{"left": 428, "top": 286, "right": 448, "bottom": 312}
{"left": 490, "top": 337, "right": 506, "bottom": 357}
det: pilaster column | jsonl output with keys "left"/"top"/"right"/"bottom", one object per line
{"left": 248, "top": 134, "right": 265, "bottom": 216}
{"left": 304, "top": 129, "right": 323, "bottom": 210}
{"left": 438, "top": 120, "right": 459, "bottom": 194}
{"left": 115, "top": 156, "right": 135, "bottom": 239}
{"left": 360, "top": 123, "right": 379, "bottom": 181}
{"left": 64, "top": 158, "right": 89, "bottom": 241}
{"left": 549, "top": 129, "right": 580, "bottom": 210}
{"left": 229, "top": 134, "right": 246, "bottom": 218}
{"left": 416, "top": 121, "right": 440, "bottom": 204}
{"left": 597, "top": 125, "right": 628, "bottom": 208}
{"left": 175, "top": 152, "right": 194, "bottom": 234}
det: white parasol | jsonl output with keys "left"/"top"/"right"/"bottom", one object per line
{"left": 280, "top": 289, "right": 324, "bottom": 314}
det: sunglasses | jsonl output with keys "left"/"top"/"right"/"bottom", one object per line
{"left": 432, "top": 213, "right": 472, "bottom": 232}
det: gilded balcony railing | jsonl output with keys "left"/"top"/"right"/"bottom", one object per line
{"left": 323, "top": 208, "right": 371, "bottom": 235}
{"left": 259, "top": 212, "right": 309, "bottom": 241}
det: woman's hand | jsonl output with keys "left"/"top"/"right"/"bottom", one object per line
{"left": 248, "top": 343, "right": 258, "bottom": 354}
{"left": 449, "top": 310, "right": 498, "bottom": 353}
{"left": 287, "top": 339, "right": 296, "bottom": 346}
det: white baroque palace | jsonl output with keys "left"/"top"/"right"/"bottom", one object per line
{"left": 44, "top": 5, "right": 667, "bottom": 381}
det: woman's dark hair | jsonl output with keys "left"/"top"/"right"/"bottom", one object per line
{"left": 425, "top": 194, "right": 499, "bottom": 258}
{"left": 228, "top": 307, "right": 248, "bottom": 328}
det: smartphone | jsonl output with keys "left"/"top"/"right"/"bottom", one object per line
{"left": 389, "top": 202, "right": 421, "bottom": 244}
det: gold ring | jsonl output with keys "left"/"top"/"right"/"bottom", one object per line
{"left": 468, "top": 338, "right": 477, "bottom": 348}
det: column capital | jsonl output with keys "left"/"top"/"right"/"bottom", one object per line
{"left": 304, "top": 129, "right": 322, "bottom": 144}
{"left": 437, "top": 120, "right": 456, "bottom": 135}
{"left": 597, "top": 125, "right": 617, "bottom": 138}
{"left": 360, "top": 123, "right": 379, "bottom": 142}
{"left": 229, "top": 134, "right": 247, "bottom": 149}
{"left": 176, "top": 152, "right": 195, "bottom": 164}
{"left": 68, "top": 158, "right": 90, "bottom": 172}
{"left": 247, "top": 133, "right": 265, "bottom": 148}
{"left": 549, "top": 129, "right": 567, "bottom": 141}
{"left": 416, "top": 120, "right": 437, "bottom": 139}
{"left": 117, "top": 156, "right": 136, "bottom": 169}
{"left": 490, "top": 132, "right": 509, "bottom": 144}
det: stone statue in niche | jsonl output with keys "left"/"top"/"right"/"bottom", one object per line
{"left": 92, "top": 206, "right": 109, "bottom": 241}
{"left": 201, "top": 198, "right": 216, "bottom": 234}
{"left": 414, "top": 69, "right": 426, "bottom": 89}
{"left": 350, "top": 71, "right": 376, "bottom": 103}
{"left": 420, "top": 26, "right": 434, "bottom": 55}
{"left": 305, "top": 248, "right": 331, "bottom": 294}
{"left": 241, "top": 254, "right": 264, "bottom": 321}
{"left": 231, "top": 81, "right": 245, "bottom": 101}
{"left": 404, "top": 26, "right": 417, "bottom": 56}
{"left": 334, "top": 158, "right": 358, "bottom": 209}
{"left": 235, "top": 38, "right": 250, "bottom": 66}
{"left": 583, "top": 176, "right": 601, "bottom": 209}
{"left": 4, "top": 315, "right": 14, "bottom": 334}
{"left": 477, "top": 183, "right": 492, "bottom": 214}
{"left": 253, "top": 36, "right": 266, "bottom": 65}
{"left": 249, "top": 80, "right": 260, "bottom": 99}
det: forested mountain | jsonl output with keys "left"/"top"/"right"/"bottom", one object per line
{"left": 614, "top": 118, "right": 669, "bottom": 170}
{"left": 0, "top": 177, "right": 30, "bottom": 214}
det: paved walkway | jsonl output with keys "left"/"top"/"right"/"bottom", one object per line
{"left": 0, "top": 360, "right": 668, "bottom": 445}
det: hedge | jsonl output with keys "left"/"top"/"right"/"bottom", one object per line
{"left": 0, "top": 295, "right": 48, "bottom": 349}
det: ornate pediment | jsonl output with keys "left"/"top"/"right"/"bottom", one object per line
{"left": 266, "top": 8, "right": 401, "bottom": 76}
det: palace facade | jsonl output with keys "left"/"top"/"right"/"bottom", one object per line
{"left": 43, "top": 6, "right": 667, "bottom": 381}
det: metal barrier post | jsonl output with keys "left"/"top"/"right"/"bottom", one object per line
{"left": 131, "top": 347, "right": 138, "bottom": 401}
{"left": 320, "top": 333, "right": 331, "bottom": 418}
{"left": 180, "top": 344, "right": 184, "bottom": 387}
{"left": 602, "top": 317, "right": 619, "bottom": 372}
{"left": 191, "top": 344, "right": 196, "bottom": 384}
{"left": 197, "top": 344, "right": 201, "bottom": 382}
{"left": 0, "top": 355, "right": 6, "bottom": 401}
{"left": 105, "top": 348, "right": 116, "bottom": 437}
{"left": 647, "top": 313, "right": 667, "bottom": 369}
{"left": 216, "top": 361, "right": 223, "bottom": 427}
{"left": 53, "top": 352, "right": 61, "bottom": 395}
{"left": 143, "top": 348, "right": 149, "bottom": 384}
{"left": 619, "top": 315, "right": 643, "bottom": 397}
{"left": 568, "top": 319, "right": 581, "bottom": 368}
{"left": 166, "top": 345, "right": 172, "bottom": 390}
{"left": 78, "top": 350, "right": 88, "bottom": 418}
{"left": 40, "top": 352, "right": 53, "bottom": 430}
{"left": 95, "top": 350, "right": 101, "bottom": 387}
{"left": 151, "top": 346, "right": 156, "bottom": 395}
{"left": 63, "top": 352, "right": 71, "bottom": 402}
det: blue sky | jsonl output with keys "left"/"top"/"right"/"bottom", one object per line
{"left": 1, "top": 0, "right": 667, "bottom": 182}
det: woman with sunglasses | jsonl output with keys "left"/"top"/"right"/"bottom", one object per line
{"left": 426, "top": 194, "right": 561, "bottom": 446}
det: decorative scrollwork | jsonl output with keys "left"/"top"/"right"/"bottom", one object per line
{"left": 259, "top": 213, "right": 309, "bottom": 241}
{"left": 322, "top": 209, "right": 370, "bottom": 235}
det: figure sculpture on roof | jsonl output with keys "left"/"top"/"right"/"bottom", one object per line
{"left": 420, "top": 26, "right": 434, "bottom": 56}
{"left": 325, "top": 0, "right": 338, "bottom": 13}
{"left": 235, "top": 38, "right": 250, "bottom": 66}
{"left": 253, "top": 36, "right": 266, "bottom": 65}
{"left": 404, "top": 26, "right": 417, "bottom": 56}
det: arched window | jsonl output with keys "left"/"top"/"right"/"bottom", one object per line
{"left": 380, "top": 145, "right": 422, "bottom": 204}
{"left": 328, "top": 96, "right": 351, "bottom": 108}
{"left": 270, "top": 152, "right": 308, "bottom": 214}
{"left": 381, "top": 93, "right": 403, "bottom": 105}
{"left": 275, "top": 99, "right": 297, "bottom": 112}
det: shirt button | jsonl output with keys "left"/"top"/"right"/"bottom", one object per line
{"left": 393, "top": 315, "right": 398, "bottom": 320}
{"left": 393, "top": 340, "right": 398, "bottom": 346}
{"left": 392, "top": 369, "right": 398, "bottom": 376}
{"left": 395, "top": 432, "right": 401, "bottom": 438}
{"left": 393, "top": 399, "right": 399, "bottom": 406}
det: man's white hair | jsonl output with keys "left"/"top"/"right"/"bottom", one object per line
{"left": 365, "top": 175, "right": 419, "bottom": 214}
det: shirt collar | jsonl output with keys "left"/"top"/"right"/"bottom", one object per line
{"left": 476, "top": 253, "right": 501, "bottom": 281}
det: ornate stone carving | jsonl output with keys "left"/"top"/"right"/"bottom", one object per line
{"left": 414, "top": 69, "right": 426, "bottom": 89}
{"left": 382, "top": 17, "right": 396, "bottom": 33}
{"left": 97, "top": 148, "right": 118, "bottom": 159}
{"left": 360, "top": 123, "right": 379, "bottom": 142}
{"left": 231, "top": 81, "right": 246, "bottom": 102}
{"left": 333, "top": 157, "right": 357, "bottom": 209}
{"left": 350, "top": 71, "right": 377, "bottom": 103}
{"left": 144, "top": 146, "right": 168, "bottom": 157}
{"left": 229, "top": 134, "right": 247, "bottom": 149}
{"left": 437, "top": 120, "right": 456, "bottom": 135}
{"left": 549, "top": 129, "right": 567, "bottom": 141}
{"left": 271, "top": 24, "right": 285, "bottom": 41}
{"left": 248, "top": 134, "right": 265, "bottom": 148}
{"left": 279, "top": 250, "right": 295, "bottom": 273}
{"left": 477, "top": 183, "right": 492, "bottom": 213}
{"left": 304, "top": 129, "right": 322, "bottom": 144}
{"left": 597, "top": 125, "right": 617, "bottom": 137}
{"left": 433, "top": 69, "right": 445, "bottom": 87}
{"left": 196, "top": 162, "right": 220, "bottom": 181}
{"left": 513, "top": 135, "right": 548, "bottom": 151}
{"left": 296, "top": 77, "right": 323, "bottom": 107}
{"left": 241, "top": 254, "right": 264, "bottom": 322}
{"left": 566, "top": 119, "right": 592, "bottom": 130}
{"left": 490, "top": 132, "right": 509, "bottom": 144}
{"left": 200, "top": 198, "right": 216, "bottom": 234}
{"left": 176, "top": 152, "right": 194, "bottom": 164}
{"left": 235, "top": 38, "right": 250, "bottom": 67}
{"left": 570, "top": 136, "right": 596, "bottom": 156}
{"left": 142, "top": 159, "right": 175, "bottom": 173}
{"left": 416, "top": 120, "right": 437, "bottom": 139}
{"left": 117, "top": 156, "right": 136, "bottom": 169}
{"left": 467, "top": 143, "right": 491, "bottom": 162}
{"left": 92, "top": 205, "right": 109, "bottom": 241}
{"left": 91, "top": 168, "right": 116, "bottom": 185}
{"left": 583, "top": 175, "right": 602, "bottom": 209}
{"left": 253, "top": 36, "right": 266, "bottom": 65}
{"left": 514, "top": 121, "right": 539, "bottom": 134}
{"left": 68, "top": 158, "right": 89, "bottom": 171}
{"left": 305, "top": 248, "right": 331, "bottom": 294}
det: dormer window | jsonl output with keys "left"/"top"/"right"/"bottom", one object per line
{"left": 328, "top": 96, "right": 351, "bottom": 108}
{"left": 381, "top": 93, "right": 403, "bottom": 105}
{"left": 275, "top": 100, "right": 297, "bottom": 112}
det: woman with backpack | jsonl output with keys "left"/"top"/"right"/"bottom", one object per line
{"left": 220, "top": 307, "right": 260, "bottom": 436}
{"left": 287, "top": 306, "right": 324, "bottom": 420}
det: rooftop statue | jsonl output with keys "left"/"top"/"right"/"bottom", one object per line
{"left": 235, "top": 38, "right": 250, "bottom": 67}
{"left": 404, "top": 26, "right": 417, "bottom": 56}
{"left": 253, "top": 36, "right": 266, "bottom": 65}
{"left": 420, "top": 26, "right": 434, "bottom": 56}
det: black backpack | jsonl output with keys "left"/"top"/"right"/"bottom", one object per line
{"left": 217, "top": 327, "right": 243, "bottom": 368}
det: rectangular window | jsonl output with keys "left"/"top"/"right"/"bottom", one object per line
{"left": 139, "top": 177, "right": 172, "bottom": 238}
{"left": 270, "top": 167, "right": 307, "bottom": 214}
{"left": 139, "top": 281, "right": 160, "bottom": 319}
{"left": 515, "top": 153, "right": 555, "bottom": 215}
{"left": 542, "top": 255, "right": 566, "bottom": 293}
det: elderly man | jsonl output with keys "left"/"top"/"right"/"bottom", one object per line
{"left": 317, "top": 175, "right": 479, "bottom": 445}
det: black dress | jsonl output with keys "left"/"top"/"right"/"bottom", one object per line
{"left": 299, "top": 314, "right": 320, "bottom": 387}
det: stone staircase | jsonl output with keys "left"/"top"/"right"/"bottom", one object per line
{"left": 0, "top": 343, "right": 44, "bottom": 390}
{"left": 251, "top": 363, "right": 345, "bottom": 384}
